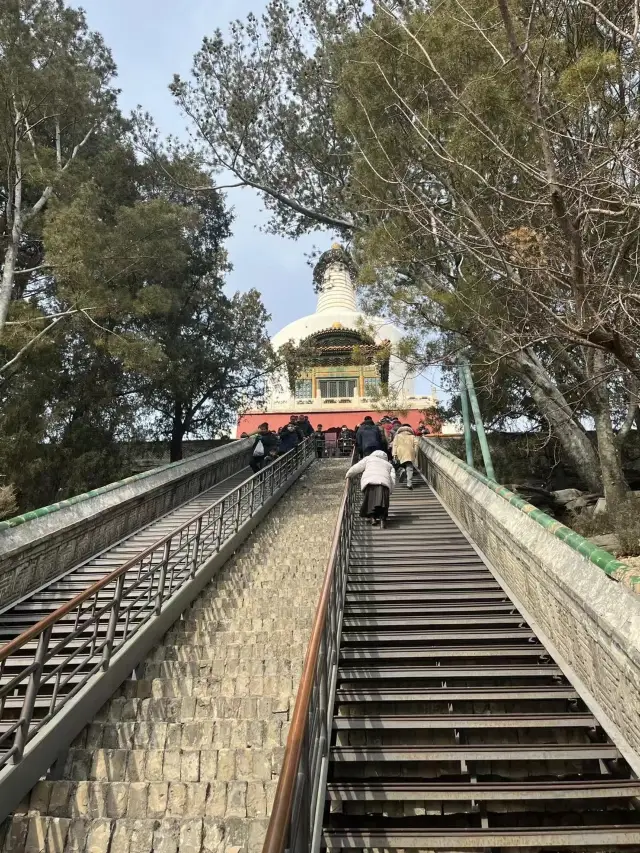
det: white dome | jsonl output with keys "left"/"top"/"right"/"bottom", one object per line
{"left": 271, "top": 309, "right": 403, "bottom": 349}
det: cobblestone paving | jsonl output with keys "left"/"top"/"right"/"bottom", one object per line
{"left": 1, "top": 460, "right": 347, "bottom": 853}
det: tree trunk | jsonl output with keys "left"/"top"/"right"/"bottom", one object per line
{"left": 170, "top": 402, "right": 185, "bottom": 462}
{"left": 0, "top": 235, "right": 18, "bottom": 335}
{"left": 512, "top": 354, "right": 603, "bottom": 492}
{"left": 589, "top": 352, "right": 629, "bottom": 509}
{"left": 0, "top": 133, "right": 23, "bottom": 338}
{"left": 593, "top": 406, "right": 629, "bottom": 508}
{"left": 524, "top": 379, "right": 602, "bottom": 491}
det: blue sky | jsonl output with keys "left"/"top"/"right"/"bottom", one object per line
{"left": 74, "top": 0, "right": 435, "bottom": 395}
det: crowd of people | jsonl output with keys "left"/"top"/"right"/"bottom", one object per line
{"left": 240, "top": 414, "right": 315, "bottom": 473}
{"left": 241, "top": 415, "right": 430, "bottom": 525}
{"left": 313, "top": 414, "right": 432, "bottom": 460}
{"left": 344, "top": 416, "right": 424, "bottom": 527}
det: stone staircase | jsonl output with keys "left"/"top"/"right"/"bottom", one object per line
{"left": 1, "top": 460, "right": 348, "bottom": 853}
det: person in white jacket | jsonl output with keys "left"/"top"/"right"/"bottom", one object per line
{"left": 346, "top": 449, "right": 396, "bottom": 528}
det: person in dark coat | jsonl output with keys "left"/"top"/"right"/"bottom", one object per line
{"left": 250, "top": 423, "right": 279, "bottom": 473}
{"left": 281, "top": 415, "right": 299, "bottom": 437}
{"left": 355, "top": 416, "right": 387, "bottom": 459}
{"left": 338, "top": 425, "right": 354, "bottom": 456}
{"left": 314, "top": 424, "right": 325, "bottom": 458}
{"left": 278, "top": 422, "right": 301, "bottom": 455}
{"left": 281, "top": 415, "right": 306, "bottom": 441}
{"left": 389, "top": 418, "right": 402, "bottom": 440}
{"left": 298, "top": 415, "right": 315, "bottom": 437}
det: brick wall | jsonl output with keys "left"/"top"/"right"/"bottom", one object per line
{"left": 0, "top": 442, "right": 252, "bottom": 609}
{"left": 419, "top": 439, "right": 640, "bottom": 773}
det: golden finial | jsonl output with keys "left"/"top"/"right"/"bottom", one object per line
{"left": 331, "top": 242, "right": 341, "bottom": 250}
{"left": 332, "top": 322, "right": 343, "bottom": 329}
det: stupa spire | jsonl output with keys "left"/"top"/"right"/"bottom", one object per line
{"left": 314, "top": 244, "right": 358, "bottom": 314}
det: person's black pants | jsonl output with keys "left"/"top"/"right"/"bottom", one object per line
{"left": 250, "top": 456, "right": 265, "bottom": 474}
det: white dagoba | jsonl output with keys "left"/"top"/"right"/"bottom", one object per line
{"left": 264, "top": 246, "right": 433, "bottom": 410}
{"left": 236, "top": 245, "right": 440, "bottom": 436}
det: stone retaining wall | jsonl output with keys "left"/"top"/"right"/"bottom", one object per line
{"left": 0, "top": 441, "right": 252, "bottom": 609}
{"left": 419, "top": 439, "right": 640, "bottom": 773}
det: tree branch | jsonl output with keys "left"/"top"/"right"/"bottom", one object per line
{"left": 0, "top": 315, "right": 66, "bottom": 375}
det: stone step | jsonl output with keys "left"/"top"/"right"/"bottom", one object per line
{"left": 192, "top": 567, "right": 324, "bottom": 585}
{"left": 70, "top": 718, "right": 288, "bottom": 751}
{"left": 147, "top": 642, "right": 308, "bottom": 663}
{"left": 169, "top": 616, "right": 313, "bottom": 632}
{"left": 188, "top": 582, "right": 319, "bottom": 600}
{"left": 63, "top": 746, "right": 284, "bottom": 784}
{"left": 187, "top": 576, "right": 319, "bottom": 594}
{"left": 184, "top": 559, "right": 318, "bottom": 581}
{"left": 16, "top": 779, "right": 276, "bottom": 822}
{"left": 117, "top": 675, "right": 296, "bottom": 700}
{"left": 167, "top": 622, "right": 311, "bottom": 654}
{"left": 175, "top": 610, "right": 314, "bottom": 628}
{"left": 160, "top": 628, "right": 310, "bottom": 648}
{"left": 93, "top": 696, "right": 291, "bottom": 725}
{"left": 1, "top": 814, "right": 270, "bottom": 852}
{"left": 180, "top": 604, "right": 315, "bottom": 623}
{"left": 140, "top": 659, "right": 303, "bottom": 680}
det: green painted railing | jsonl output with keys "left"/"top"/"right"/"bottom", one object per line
{"left": 0, "top": 441, "right": 244, "bottom": 532}
{"left": 420, "top": 438, "right": 640, "bottom": 594}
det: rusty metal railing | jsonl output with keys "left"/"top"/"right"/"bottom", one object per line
{"left": 263, "top": 455, "right": 359, "bottom": 853}
{"left": 0, "top": 437, "right": 315, "bottom": 770}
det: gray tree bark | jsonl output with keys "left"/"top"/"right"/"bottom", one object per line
{"left": 511, "top": 351, "right": 603, "bottom": 492}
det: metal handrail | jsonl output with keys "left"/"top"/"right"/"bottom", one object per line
{"left": 263, "top": 453, "right": 358, "bottom": 853}
{"left": 0, "top": 438, "right": 315, "bottom": 769}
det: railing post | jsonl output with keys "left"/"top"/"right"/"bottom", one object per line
{"left": 296, "top": 731, "right": 311, "bottom": 853}
{"left": 13, "top": 625, "right": 52, "bottom": 763}
{"left": 190, "top": 519, "right": 202, "bottom": 579}
{"left": 318, "top": 633, "right": 329, "bottom": 747}
{"left": 249, "top": 478, "right": 256, "bottom": 517}
{"left": 460, "top": 357, "right": 495, "bottom": 480}
{"left": 234, "top": 490, "right": 242, "bottom": 532}
{"left": 156, "top": 539, "right": 172, "bottom": 612}
{"left": 255, "top": 471, "right": 263, "bottom": 508}
{"left": 216, "top": 502, "right": 225, "bottom": 551}
{"left": 103, "top": 573, "right": 127, "bottom": 668}
{"left": 458, "top": 360, "right": 475, "bottom": 468}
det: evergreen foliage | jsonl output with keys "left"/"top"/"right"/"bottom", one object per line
{"left": 0, "top": 1, "right": 273, "bottom": 513}
{"left": 172, "top": 0, "right": 640, "bottom": 514}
